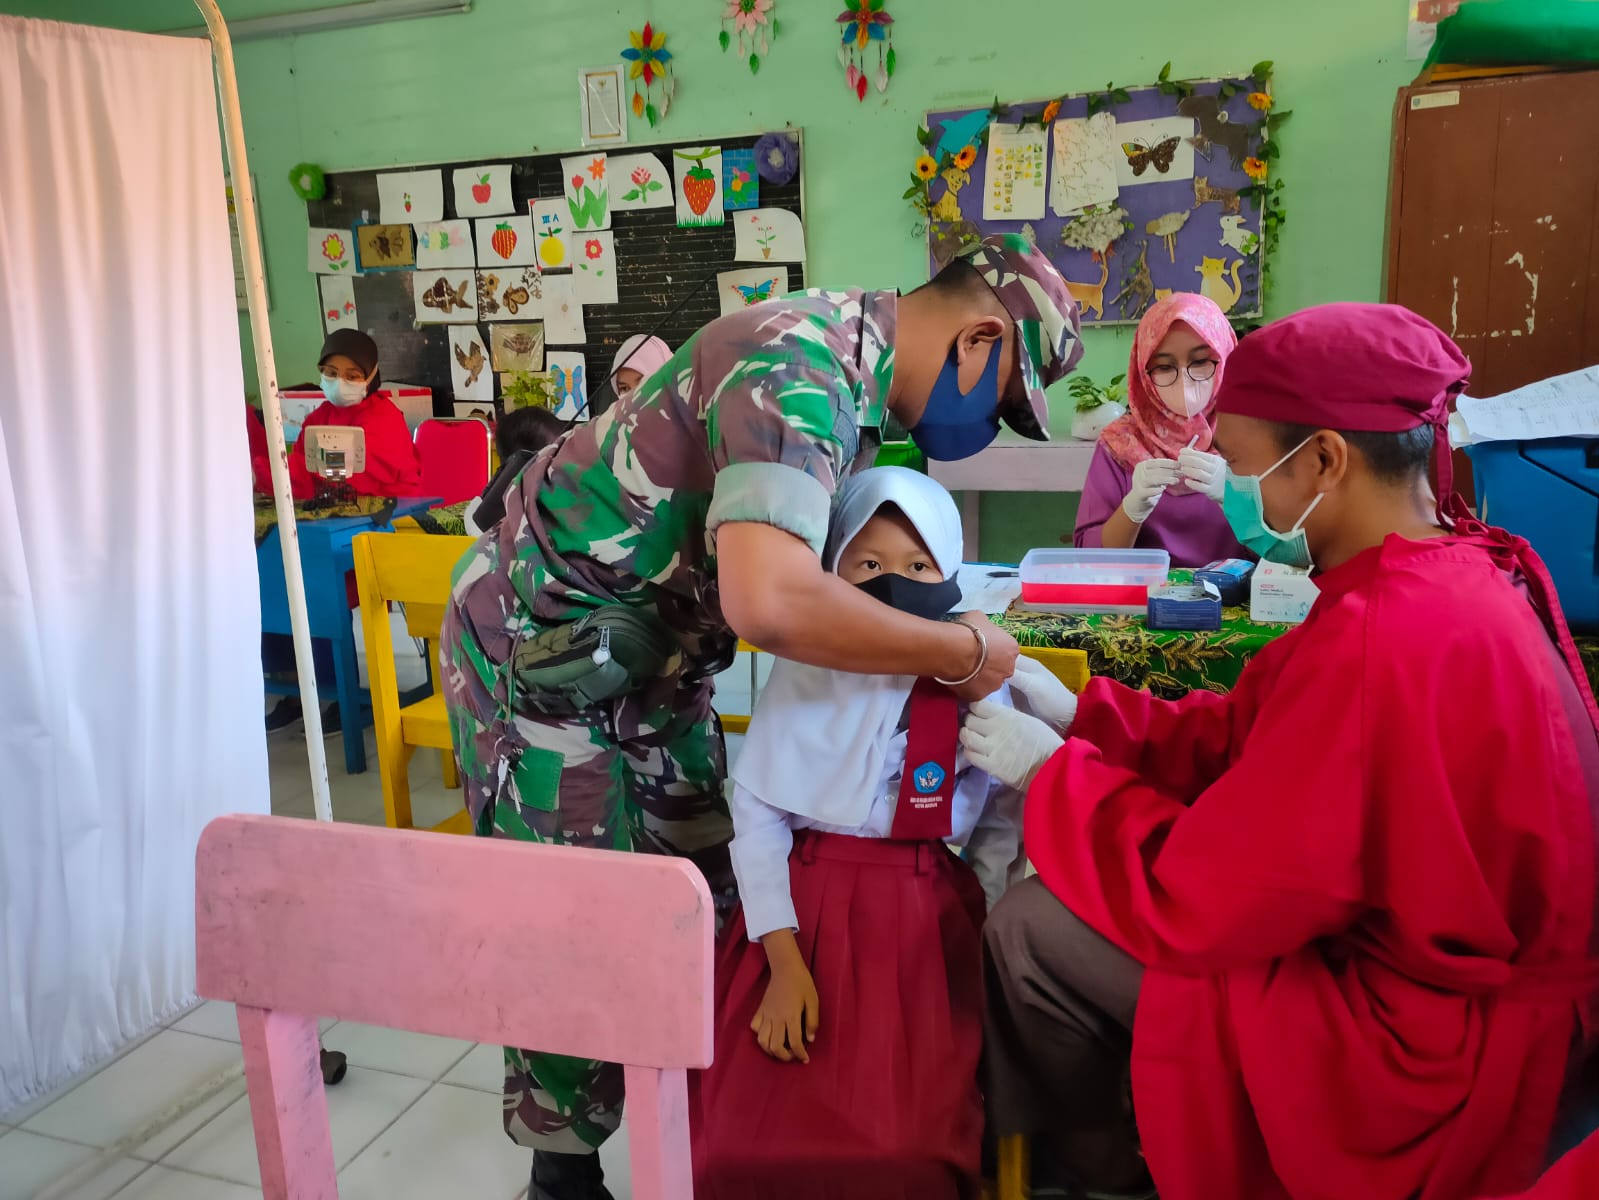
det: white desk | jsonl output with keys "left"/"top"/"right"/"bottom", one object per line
{"left": 929, "top": 433, "right": 1098, "bottom": 559}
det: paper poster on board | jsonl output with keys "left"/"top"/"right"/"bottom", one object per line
{"left": 611, "top": 153, "right": 672, "bottom": 210}
{"left": 1050, "top": 113, "right": 1120, "bottom": 217}
{"left": 452, "top": 164, "right": 514, "bottom": 217}
{"left": 1113, "top": 117, "right": 1195, "bottom": 189}
{"left": 320, "top": 275, "right": 356, "bottom": 333}
{"left": 414, "top": 269, "right": 478, "bottom": 324}
{"left": 414, "top": 219, "right": 475, "bottom": 269}
{"left": 308, "top": 227, "right": 354, "bottom": 274}
{"left": 475, "top": 215, "right": 538, "bottom": 268}
{"left": 573, "top": 231, "right": 618, "bottom": 305}
{"left": 983, "top": 123, "right": 1047, "bottom": 221}
{"left": 448, "top": 325, "right": 492, "bottom": 403}
{"left": 733, "top": 208, "right": 805, "bottom": 264}
{"left": 376, "top": 169, "right": 444, "bottom": 224}
{"left": 717, "top": 266, "right": 788, "bottom": 317}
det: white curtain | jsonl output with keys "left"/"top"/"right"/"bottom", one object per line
{"left": 0, "top": 17, "right": 269, "bottom": 1113}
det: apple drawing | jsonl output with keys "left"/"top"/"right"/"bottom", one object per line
{"left": 472, "top": 173, "right": 492, "bottom": 204}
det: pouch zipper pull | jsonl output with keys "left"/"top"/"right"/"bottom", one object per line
{"left": 591, "top": 624, "right": 612, "bottom": 667}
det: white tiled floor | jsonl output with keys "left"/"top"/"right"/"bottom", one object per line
{"left": 0, "top": 653, "right": 764, "bottom": 1199}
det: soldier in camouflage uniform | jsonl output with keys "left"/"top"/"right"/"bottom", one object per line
{"left": 440, "top": 233, "right": 1082, "bottom": 1200}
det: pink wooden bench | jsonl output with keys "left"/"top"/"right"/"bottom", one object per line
{"left": 195, "top": 814, "right": 713, "bottom": 1200}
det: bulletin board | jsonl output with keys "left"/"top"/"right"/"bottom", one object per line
{"left": 304, "top": 128, "right": 804, "bottom": 419}
{"left": 923, "top": 79, "right": 1267, "bottom": 325}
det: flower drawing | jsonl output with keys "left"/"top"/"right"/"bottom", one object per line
{"left": 320, "top": 232, "right": 347, "bottom": 266}
{"left": 584, "top": 239, "right": 604, "bottom": 260}
{"left": 621, "top": 165, "right": 664, "bottom": 204}
{"left": 589, "top": 157, "right": 606, "bottom": 180}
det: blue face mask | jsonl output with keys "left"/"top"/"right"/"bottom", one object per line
{"left": 1221, "top": 436, "right": 1325, "bottom": 569}
{"left": 908, "top": 336, "right": 1004, "bottom": 462}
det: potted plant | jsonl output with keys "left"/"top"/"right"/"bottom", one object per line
{"left": 1068, "top": 373, "right": 1127, "bottom": 441}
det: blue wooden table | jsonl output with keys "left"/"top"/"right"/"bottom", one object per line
{"left": 256, "top": 497, "right": 436, "bottom": 773}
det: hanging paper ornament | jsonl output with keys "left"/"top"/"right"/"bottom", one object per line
{"left": 836, "top": 0, "right": 894, "bottom": 101}
{"left": 721, "top": 0, "right": 776, "bottom": 76}
{"left": 753, "top": 131, "right": 799, "bottom": 186}
{"left": 288, "top": 162, "right": 326, "bottom": 201}
{"left": 621, "top": 22, "right": 675, "bottom": 127}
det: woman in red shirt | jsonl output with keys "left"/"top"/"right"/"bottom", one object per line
{"left": 286, "top": 329, "right": 422, "bottom": 499}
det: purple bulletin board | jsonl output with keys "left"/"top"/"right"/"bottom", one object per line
{"left": 925, "top": 78, "right": 1266, "bottom": 326}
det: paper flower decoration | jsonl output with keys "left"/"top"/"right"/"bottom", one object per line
{"left": 915, "top": 156, "right": 938, "bottom": 181}
{"left": 622, "top": 22, "right": 675, "bottom": 126}
{"left": 1243, "top": 156, "right": 1269, "bottom": 181}
{"left": 721, "top": 0, "right": 776, "bottom": 75}
{"left": 1247, "top": 91, "right": 1273, "bottom": 111}
{"left": 952, "top": 145, "right": 977, "bottom": 171}
{"left": 836, "top": 0, "right": 894, "bottom": 100}
{"left": 753, "top": 132, "right": 799, "bottom": 185}
{"left": 288, "top": 162, "right": 326, "bottom": 201}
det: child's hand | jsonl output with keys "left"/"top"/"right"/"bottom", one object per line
{"left": 753, "top": 931, "right": 819, "bottom": 1063}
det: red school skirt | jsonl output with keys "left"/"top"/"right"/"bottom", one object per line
{"left": 690, "top": 829, "right": 987, "bottom": 1200}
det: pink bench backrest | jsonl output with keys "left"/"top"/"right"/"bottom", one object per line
{"left": 195, "top": 814, "right": 713, "bottom": 1199}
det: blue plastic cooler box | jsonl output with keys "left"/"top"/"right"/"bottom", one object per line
{"left": 1466, "top": 437, "right": 1599, "bottom": 632}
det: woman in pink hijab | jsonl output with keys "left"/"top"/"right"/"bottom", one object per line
{"left": 1073, "top": 293, "right": 1242, "bottom": 566}
{"left": 609, "top": 334, "right": 675, "bottom": 400}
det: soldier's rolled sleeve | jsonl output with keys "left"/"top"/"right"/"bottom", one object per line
{"left": 707, "top": 463, "right": 832, "bottom": 556}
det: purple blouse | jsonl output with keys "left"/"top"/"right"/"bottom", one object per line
{"left": 1073, "top": 442, "right": 1249, "bottom": 569}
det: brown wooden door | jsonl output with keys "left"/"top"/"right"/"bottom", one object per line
{"left": 1386, "top": 70, "right": 1599, "bottom": 494}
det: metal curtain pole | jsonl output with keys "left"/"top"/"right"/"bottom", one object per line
{"left": 195, "top": 0, "right": 333, "bottom": 825}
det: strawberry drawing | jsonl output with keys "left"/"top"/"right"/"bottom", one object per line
{"left": 471, "top": 173, "right": 492, "bottom": 204}
{"left": 491, "top": 221, "right": 518, "bottom": 259}
{"left": 403, "top": 191, "right": 413, "bottom": 213}
{"left": 682, "top": 165, "right": 716, "bottom": 215}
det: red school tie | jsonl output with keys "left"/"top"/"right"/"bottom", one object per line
{"left": 890, "top": 679, "right": 959, "bottom": 841}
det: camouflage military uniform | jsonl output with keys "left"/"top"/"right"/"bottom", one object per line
{"left": 440, "top": 288, "right": 897, "bottom": 1152}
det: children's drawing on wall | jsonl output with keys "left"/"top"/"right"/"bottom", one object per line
{"left": 414, "top": 269, "right": 478, "bottom": 324}
{"left": 982, "top": 122, "right": 1047, "bottom": 221}
{"left": 452, "top": 164, "right": 514, "bottom": 217}
{"left": 475, "top": 215, "right": 537, "bottom": 268}
{"left": 573, "top": 232, "right": 618, "bottom": 305}
{"left": 546, "top": 351, "right": 588, "bottom": 421}
{"left": 449, "top": 326, "right": 493, "bottom": 404}
{"left": 539, "top": 273, "right": 587, "bottom": 344}
{"left": 1192, "top": 175, "right": 1241, "bottom": 215}
{"left": 734, "top": 207, "right": 805, "bottom": 263}
{"left": 415, "top": 219, "right": 475, "bottom": 269}
{"left": 562, "top": 155, "right": 611, "bottom": 231}
{"left": 354, "top": 223, "right": 414, "bottom": 271}
{"left": 376, "top": 169, "right": 444, "bottom": 224}
{"left": 491, "top": 323, "right": 545, "bottom": 373}
{"left": 529, "top": 199, "right": 572, "bottom": 271}
{"left": 1145, "top": 209, "right": 1191, "bottom": 263}
{"left": 611, "top": 153, "right": 672, "bottom": 211}
{"left": 308, "top": 227, "right": 352, "bottom": 274}
{"left": 723, "top": 148, "right": 759, "bottom": 211}
{"left": 1219, "top": 214, "right": 1260, "bottom": 257}
{"left": 319, "top": 275, "right": 357, "bottom": 334}
{"left": 1050, "top": 113, "right": 1119, "bottom": 217}
{"left": 480, "top": 266, "right": 543, "bottom": 321}
{"left": 1108, "top": 239, "right": 1154, "bottom": 320}
{"left": 1195, "top": 255, "right": 1245, "bottom": 314}
{"left": 674, "top": 146, "right": 725, "bottom": 228}
{"left": 717, "top": 266, "right": 788, "bottom": 316}
{"left": 1177, "top": 94, "right": 1251, "bottom": 170}
{"left": 1114, "top": 117, "right": 1195, "bottom": 188}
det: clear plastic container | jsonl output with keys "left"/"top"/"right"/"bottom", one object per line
{"left": 1018, "top": 548, "right": 1172, "bottom": 615}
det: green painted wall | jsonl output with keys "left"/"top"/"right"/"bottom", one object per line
{"left": 8, "top": 0, "right": 1416, "bottom": 556}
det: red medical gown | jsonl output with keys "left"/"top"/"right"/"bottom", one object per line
{"left": 1489, "top": 1130, "right": 1599, "bottom": 1198}
{"left": 1025, "top": 528, "right": 1599, "bottom": 1200}
{"left": 286, "top": 390, "right": 422, "bottom": 500}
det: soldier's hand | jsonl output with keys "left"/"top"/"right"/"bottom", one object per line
{"left": 947, "top": 613, "right": 1020, "bottom": 702}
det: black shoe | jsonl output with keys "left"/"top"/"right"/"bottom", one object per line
{"left": 530, "top": 1150, "right": 613, "bottom": 1200}
{"left": 319, "top": 703, "right": 342, "bottom": 735}
{"left": 265, "top": 697, "right": 303, "bottom": 731}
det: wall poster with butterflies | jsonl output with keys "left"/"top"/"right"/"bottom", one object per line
{"left": 923, "top": 76, "right": 1267, "bottom": 326}
{"left": 303, "top": 128, "right": 804, "bottom": 418}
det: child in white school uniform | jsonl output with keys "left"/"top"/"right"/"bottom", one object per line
{"left": 690, "top": 466, "right": 1026, "bottom": 1200}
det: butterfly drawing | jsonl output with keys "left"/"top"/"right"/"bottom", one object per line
{"left": 731, "top": 278, "right": 778, "bottom": 307}
{"left": 503, "top": 285, "right": 531, "bottom": 315}
{"left": 1121, "top": 136, "right": 1180, "bottom": 177}
{"left": 553, "top": 362, "right": 585, "bottom": 413}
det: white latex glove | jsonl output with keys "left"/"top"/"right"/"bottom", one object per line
{"left": 1178, "top": 447, "right": 1227, "bottom": 502}
{"left": 1123, "top": 458, "right": 1180, "bottom": 524}
{"left": 1007, "top": 656, "right": 1079, "bottom": 731}
{"left": 960, "top": 699, "right": 1065, "bottom": 791}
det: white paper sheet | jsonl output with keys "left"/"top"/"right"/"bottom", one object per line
{"left": 478, "top": 266, "right": 543, "bottom": 322}
{"left": 448, "top": 325, "right": 493, "bottom": 403}
{"left": 733, "top": 208, "right": 805, "bottom": 263}
{"left": 452, "top": 164, "right": 514, "bottom": 217}
{"left": 611, "top": 152, "right": 673, "bottom": 210}
{"left": 1050, "top": 113, "right": 1120, "bottom": 217}
{"left": 490, "top": 322, "right": 545, "bottom": 372}
{"left": 540, "top": 272, "right": 587, "bottom": 343}
{"left": 376, "top": 168, "right": 444, "bottom": 224}
{"left": 414, "top": 219, "right": 475, "bottom": 268}
{"left": 1114, "top": 117, "right": 1196, "bottom": 188}
{"left": 413, "top": 268, "right": 478, "bottom": 324}
{"left": 1449, "top": 366, "right": 1599, "bottom": 446}
{"left": 319, "top": 274, "right": 357, "bottom": 333}
{"left": 956, "top": 563, "right": 1022, "bottom": 615}
{"left": 308, "top": 226, "right": 354, "bottom": 274}
{"left": 562, "top": 153, "right": 611, "bottom": 231}
{"left": 547, "top": 350, "right": 588, "bottom": 420}
{"left": 572, "top": 230, "right": 618, "bottom": 305}
{"left": 529, "top": 198, "right": 573, "bottom": 272}
{"left": 718, "top": 266, "right": 788, "bottom": 317}
{"left": 674, "top": 146, "right": 724, "bottom": 228}
{"left": 475, "top": 215, "right": 537, "bottom": 268}
{"left": 983, "top": 123, "right": 1048, "bottom": 221}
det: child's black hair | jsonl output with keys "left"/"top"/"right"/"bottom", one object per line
{"left": 496, "top": 406, "right": 566, "bottom": 462}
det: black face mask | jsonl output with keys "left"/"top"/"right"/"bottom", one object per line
{"left": 854, "top": 572, "right": 962, "bottom": 622}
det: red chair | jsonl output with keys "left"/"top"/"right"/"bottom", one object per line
{"left": 414, "top": 417, "right": 491, "bottom": 504}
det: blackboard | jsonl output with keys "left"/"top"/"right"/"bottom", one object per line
{"left": 924, "top": 80, "right": 1266, "bottom": 325}
{"left": 306, "top": 129, "right": 804, "bottom": 419}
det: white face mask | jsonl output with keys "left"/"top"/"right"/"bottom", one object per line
{"left": 321, "top": 374, "right": 368, "bottom": 408}
{"left": 1157, "top": 375, "right": 1213, "bottom": 419}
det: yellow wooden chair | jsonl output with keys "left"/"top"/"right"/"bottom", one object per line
{"left": 718, "top": 641, "right": 762, "bottom": 736}
{"left": 353, "top": 532, "right": 479, "bottom": 836}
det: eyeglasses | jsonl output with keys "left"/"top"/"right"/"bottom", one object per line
{"left": 1147, "top": 358, "right": 1217, "bottom": 387}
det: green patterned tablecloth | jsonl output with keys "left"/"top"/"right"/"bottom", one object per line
{"left": 405, "top": 500, "right": 470, "bottom": 536}
{"left": 996, "top": 570, "right": 1291, "bottom": 698}
{"left": 252, "top": 495, "right": 396, "bottom": 543}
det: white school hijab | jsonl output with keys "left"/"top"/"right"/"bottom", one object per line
{"left": 730, "top": 467, "right": 965, "bottom": 826}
